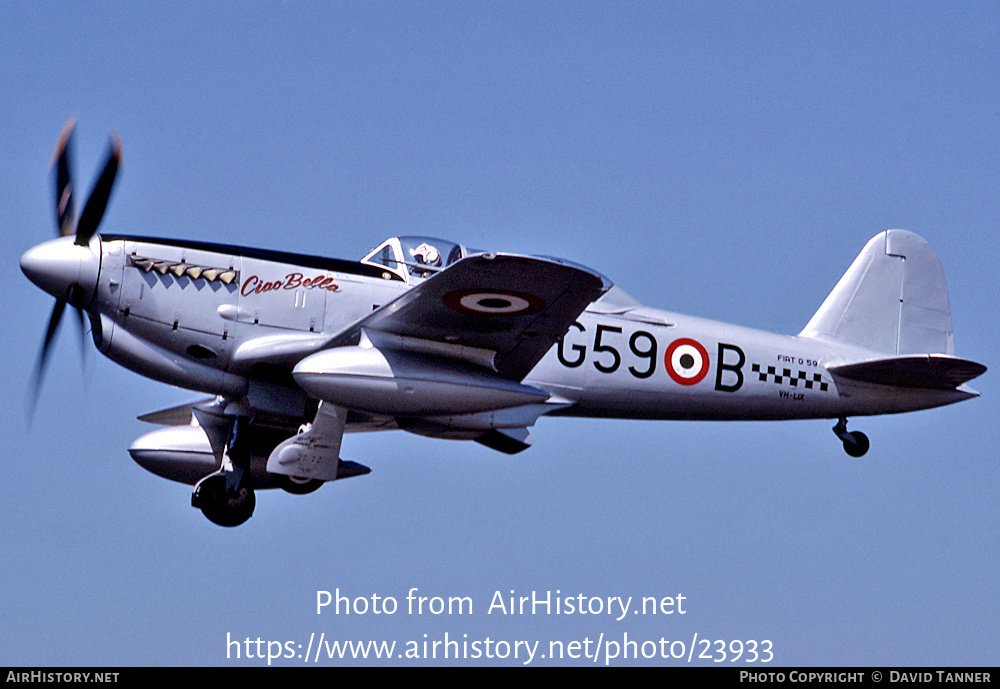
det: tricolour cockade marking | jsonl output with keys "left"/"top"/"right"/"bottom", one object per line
{"left": 443, "top": 289, "right": 545, "bottom": 316}
{"left": 665, "top": 338, "right": 710, "bottom": 386}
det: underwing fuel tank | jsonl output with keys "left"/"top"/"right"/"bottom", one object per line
{"left": 129, "top": 425, "right": 223, "bottom": 485}
{"left": 128, "top": 425, "right": 370, "bottom": 487}
{"left": 293, "top": 346, "right": 550, "bottom": 416}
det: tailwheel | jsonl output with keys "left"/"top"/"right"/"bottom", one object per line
{"left": 192, "top": 472, "right": 256, "bottom": 527}
{"left": 833, "top": 418, "right": 870, "bottom": 458}
{"left": 842, "top": 431, "right": 870, "bottom": 458}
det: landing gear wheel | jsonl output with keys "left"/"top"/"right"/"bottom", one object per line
{"left": 277, "top": 474, "right": 324, "bottom": 495}
{"left": 192, "top": 473, "right": 256, "bottom": 527}
{"left": 833, "top": 417, "right": 870, "bottom": 458}
{"left": 842, "top": 431, "right": 870, "bottom": 458}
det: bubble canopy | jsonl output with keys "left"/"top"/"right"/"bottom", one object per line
{"left": 360, "top": 236, "right": 478, "bottom": 282}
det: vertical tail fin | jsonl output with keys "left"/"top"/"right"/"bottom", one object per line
{"left": 799, "top": 230, "right": 954, "bottom": 356}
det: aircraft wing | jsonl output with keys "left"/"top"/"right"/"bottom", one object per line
{"left": 327, "top": 253, "right": 611, "bottom": 380}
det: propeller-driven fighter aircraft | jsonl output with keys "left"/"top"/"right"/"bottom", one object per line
{"left": 22, "top": 122, "right": 987, "bottom": 526}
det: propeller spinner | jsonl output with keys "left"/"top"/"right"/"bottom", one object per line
{"left": 22, "top": 118, "right": 121, "bottom": 419}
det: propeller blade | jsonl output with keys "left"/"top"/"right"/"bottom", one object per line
{"left": 40, "top": 299, "right": 67, "bottom": 370}
{"left": 52, "top": 116, "right": 77, "bottom": 238}
{"left": 30, "top": 120, "right": 119, "bottom": 423}
{"left": 73, "top": 301, "right": 88, "bottom": 363}
{"left": 75, "top": 132, "right": 121, "bottom": 246}
{"left": 28, "top": 299, "right": 67, "bottom": 422}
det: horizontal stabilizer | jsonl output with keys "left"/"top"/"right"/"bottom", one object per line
{"left": 828, "top": 355, "right": 986, "bottom": 390}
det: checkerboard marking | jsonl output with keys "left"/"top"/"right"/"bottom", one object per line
{"left": 751, "top": 364, "right": 828, "bottom": 391}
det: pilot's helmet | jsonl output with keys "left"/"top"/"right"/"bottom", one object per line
{"left": 411, "top": 243, "right": 442, "bottom": 266}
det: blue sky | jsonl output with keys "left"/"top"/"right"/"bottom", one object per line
{"left": 2, "top": 2, "right": 997, "bottom": 666}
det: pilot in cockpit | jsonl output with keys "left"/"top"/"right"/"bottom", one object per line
{"left": 409, "top": 242, "right": 442, "bottom": 277}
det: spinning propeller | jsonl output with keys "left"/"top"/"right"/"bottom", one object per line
{"left": 22, "top": 118, "right": 121, "bottom": 419}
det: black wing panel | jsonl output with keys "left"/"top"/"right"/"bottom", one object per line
{"left": 328, "top": 253, "right": 610, "bottom": 380}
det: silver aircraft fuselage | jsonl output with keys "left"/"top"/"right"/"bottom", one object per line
{"left": 23, "top": 233, "right": 976, "bottom": 428}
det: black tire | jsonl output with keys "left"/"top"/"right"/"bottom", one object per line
{"left": 193, "top": 473, "right": 256, "bottom": 527}
{"left": 842, "top": 431, "right": 870, "bottom": 458}
{"left": 277, "top": 474, "right": 324, "bottom": 495}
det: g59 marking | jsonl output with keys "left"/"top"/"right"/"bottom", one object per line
{"left": 557, "top": 322, "right": 745, "bottom": 392}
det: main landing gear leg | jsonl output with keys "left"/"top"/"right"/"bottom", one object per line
{"left": 192, "top": 416, "right": 256, "bottom": 527}
{"left": 833, "top": 417, "right": 869, "bottom": 458}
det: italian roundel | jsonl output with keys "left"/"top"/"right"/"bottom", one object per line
{"left": 665, "top": 338, "right": 710, "bottom": 385}
{"left": 443, "top": 289, "right": 546, "bottom": 316}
